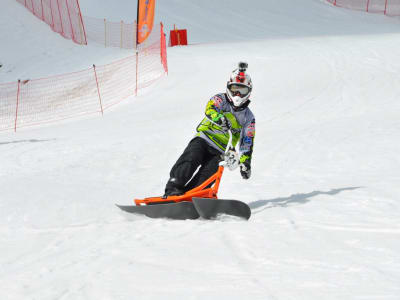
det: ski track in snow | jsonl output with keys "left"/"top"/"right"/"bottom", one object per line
{"left": 1, "top": 0, "right": 400, "bottom": 299}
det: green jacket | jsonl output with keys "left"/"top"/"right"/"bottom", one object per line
{"left": 196, "top": 93, "right": 255, "bottom": 164}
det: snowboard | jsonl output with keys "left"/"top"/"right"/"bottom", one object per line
{"left": 192, "top": 197, "right": 251, "bottom": 220}
{"left": 116, "top": 201, "right": 200, "bottom": 220}
{"left": 116, "top": 198, "right": 251, "bottom": 220}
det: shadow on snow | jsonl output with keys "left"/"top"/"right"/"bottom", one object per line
{"left": 249, "top": 187, "right": 362, "bottom": 213}
{"left": 0, "top": 139, "right": 56, "bottom": 146}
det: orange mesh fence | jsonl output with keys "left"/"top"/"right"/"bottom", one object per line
{"left": 83, "top": 16, "right": 137, "bottom": 49}
{"left": 327, "top": 0, "right": 400, "bottom": 16}
{"left": 0, "top": 24, "right": 167, "bottom": 132}
{"left": 16, "top": 0, "right": 87, "bottom": 44}
{"left": 82, "top": 16, "right": 167, "bottom": 51}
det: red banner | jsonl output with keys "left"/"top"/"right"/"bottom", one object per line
{"left": 137, "top": 0, "right": 156, "bottom": 44}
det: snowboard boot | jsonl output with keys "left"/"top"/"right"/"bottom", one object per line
{"left": 163, "top": 177, "right": 184, "bottom": 198}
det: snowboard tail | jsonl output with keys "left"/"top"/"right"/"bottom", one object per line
{"left": 193, "top": 197, "right": 251, "bottom": 220}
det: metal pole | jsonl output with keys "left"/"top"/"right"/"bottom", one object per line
{"left": 136, "top": 0, "right": 139, "bottom": 47}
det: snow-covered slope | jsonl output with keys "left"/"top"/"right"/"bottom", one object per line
{"left": 1, "top": 0, "right": 400, "bottom": 299}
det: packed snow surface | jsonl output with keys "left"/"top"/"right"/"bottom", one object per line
{"left": 1, "top": 0, "right": 400, "bottom": 299}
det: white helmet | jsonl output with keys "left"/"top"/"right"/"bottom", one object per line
{"left": 226, "top": 62, "right": 252, "bottom": 110}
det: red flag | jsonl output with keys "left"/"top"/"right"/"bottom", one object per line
{"left": 137, "top": 0, "right": 156, "bottom": 44}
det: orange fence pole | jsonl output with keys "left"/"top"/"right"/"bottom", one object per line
{"left": 41, "top": 0, "right": 44, "bottom": 20}
{"left": 65, "top": 0, "right": 76, "bottom": 42}
{"left": 93, "top": 65, "right": 104, "bottom": 115}
{"left": 76, "top": 0, "right": 87, "bottom": 45}
{"left": 135, "top": 51, "right": 139, "bottom": 96}
{"left": 120, "top": 20, "right": 124, "bottom": 48}
{"left": 56, "top": 0, "right": 64, "bottom": 34}
{"left": 50, "top": 0, "right": 55, "bottom": 27}
{"left": 14, "top": 80, "right": 21, "bottom": 132}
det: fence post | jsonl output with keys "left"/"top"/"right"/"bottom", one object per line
{"left": 135, "top": 51, "right": 139, "bottom": 96}
{"left": 76, "top": 0, "right": 87, "bottom": 45}
{"left": 135, "top": 20, "right": 138, "bottom": 96}
{"left": 15, "top": 80, "right": 21, "bottom": 132}
{"left": 120, "top": 20, "right": 124, "bottom": 48}
{"left": 50, "top": 0, "right": 55, "bottom": 28}
{"left": 65, "top": 0, "right": 76, "bottom": 42}
{"left": 134, "top": 20, "right": 137, "bottom": 49}
{"left": 133, "top": 21, "right": 136, "bottom": 49}
{"left": 104, "top": 18, "right": 107, "bottom": 47}
{"left": 93, "top": 65, "right": 104, "bottom": 115}
{"left": 56, "top": 0, "right": 65, "bottom": 34}
{"left": 78, "top": 13, "right": 84, "bottom": 44}
{"left": 30, "top": 0, "right": 35, "bottom": 14}
{"left": 41, "top": 0, "right": 44, "bottom": 20}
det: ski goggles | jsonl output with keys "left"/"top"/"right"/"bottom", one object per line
{"left": 227, "top": 83, "right": 251, "bottom": 97}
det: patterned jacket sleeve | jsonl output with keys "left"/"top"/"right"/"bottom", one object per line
{"left": 204, "top": 95, "right": 227, "bottom": 122}
{"left": 239, "top": 115, "right": 255, "bottom": 163}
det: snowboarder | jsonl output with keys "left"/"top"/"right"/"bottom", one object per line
{"left": 163, "top": 62, "right": 256, "bottom": 198}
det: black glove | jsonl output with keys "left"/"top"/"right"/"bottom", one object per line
{"left": 240, "top": 160, "right": 251, "bottom": 179}
{"left": 219, "top": 116, "right": 231, "bottom": 132}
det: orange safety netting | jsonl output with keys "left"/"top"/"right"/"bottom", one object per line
{"left": 83, "top": 16, "right": 137, "bottom": 49}
{"left": 82, "top": 16, "right": 168, "bottom": 53}
{"left": 16, "top": 0, "right": 87, "bottom": 45}
{"left": 327, "top": 0, "right": 400, "bottom": 16}
{"left": 0, "top": 23, "right": 168, "bottom": 132}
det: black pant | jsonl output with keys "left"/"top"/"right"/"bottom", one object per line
{"left": 167, "top": 137, "right": 222, "bottom": 192}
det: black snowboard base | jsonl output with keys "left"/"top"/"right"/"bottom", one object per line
{"left": 193, "top": 197, "right": 251, "bottom": 220}
{"left": 116, "top": 198, "right": 251, "bottom": 220}
{"left": 116, "top": 201, "right": 199, "bottom": 220}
